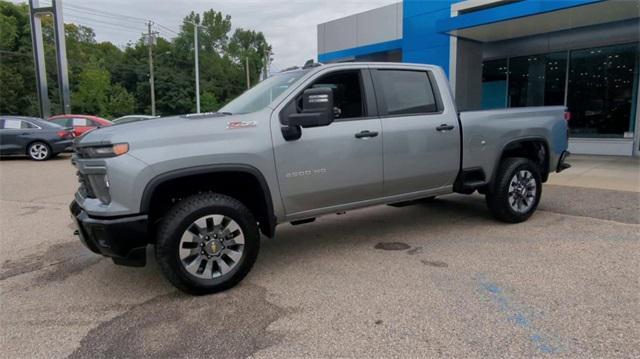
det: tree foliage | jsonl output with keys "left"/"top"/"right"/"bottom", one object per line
{"left": 0, "top": 2, "right": 271, "bottom": 119}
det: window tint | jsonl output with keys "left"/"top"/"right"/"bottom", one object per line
{"left": 376, "top": 70, "right": 437, "bottom": 115}
{"left": 21, "top": 121, "right": 38, "bottom": 129}
{"left": 51, "top": 118, "right": 71, "bottom": 127}
{"left": 308, "top": 70, "right": 364, "bottom": 119}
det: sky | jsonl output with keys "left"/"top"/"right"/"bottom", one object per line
{"left": 16, "top": 0, "right": 399, "bottom": 71}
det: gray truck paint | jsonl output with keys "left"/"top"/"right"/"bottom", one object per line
{"left": 73, "top": 62, "right": 568, "bottom": 225}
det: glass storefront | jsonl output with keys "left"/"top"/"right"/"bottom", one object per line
{"left": 481, "top": 59, "right": 507, "bottom": 109}
{"left": 482, "top": 43, "right": 639, "bottom": 139}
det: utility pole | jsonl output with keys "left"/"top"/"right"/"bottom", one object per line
{"left": 185, "top": 21, "right": 202, "bottom": 113}
{"left": 246, "top": 57, "right": 250, "bottom": 89}
{"left": 144, "top": 21, "right": 158, "bottom": 116}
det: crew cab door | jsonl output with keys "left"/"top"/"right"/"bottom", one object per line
{"left": 371, "top": 67, "right": 460, "bottom": 196}
{"left": 272, "top": 68, "right": 383, "bottom": 216}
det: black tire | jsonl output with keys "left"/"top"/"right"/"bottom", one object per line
{"left": 485, "top": 157, "right": 542, "bottom": 223}
{"left": 155, "top": 192, "right": 260, "bottom": 295}
{"left": 27, "top": 141, "right": 51, "bottom": 161}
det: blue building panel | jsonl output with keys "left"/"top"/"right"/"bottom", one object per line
{"left": 402, "top": 0, "right": 456, "bottom": 75}
{"left": 436, "top": 0, "right": 605, "bottom": 33}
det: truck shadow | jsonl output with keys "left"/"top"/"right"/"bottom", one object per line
{"left": 256, "top": 194, "right": 493, "bottom": 271}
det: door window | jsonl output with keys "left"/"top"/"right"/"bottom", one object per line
{"left": 51, "top": 118, "right": 72, "bottom": 127}
{"left": 307, "top": 70, "right": 365, "bottom": 120}
{"left": 375, "top": 70, "right": 437, "bottom": 115}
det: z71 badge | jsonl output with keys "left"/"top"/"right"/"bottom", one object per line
{"left": 227, "top": 121, "right": 257, "bottom": 129}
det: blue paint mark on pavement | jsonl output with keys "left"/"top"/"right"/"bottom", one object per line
{"left": 475, "top": 274, "right": 562, "bottom": 354}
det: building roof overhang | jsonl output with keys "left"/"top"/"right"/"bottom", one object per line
{"left": 438, "top": 0, "right": 639, "bottom": 42}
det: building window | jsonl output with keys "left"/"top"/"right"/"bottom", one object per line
{"left": 567, "top": 43, "right": 639, "bottom": 138}
{"left": 481, "top": 59, "right": 507, "bottom": 109}
{"left": 508, "top": 51, "right": 567, "bottom": 107}
{"left": 481, "top": 43, "right": 639, "bottom": 139}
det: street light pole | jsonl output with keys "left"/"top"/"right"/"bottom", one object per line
{"left": 194, "top": 24, "right": 200, "bottom": 113}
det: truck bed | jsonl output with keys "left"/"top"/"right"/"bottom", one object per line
{"left": 459, "top": 106, "right": 568, "bottom": 183}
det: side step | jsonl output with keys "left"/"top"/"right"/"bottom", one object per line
{"left": 291, "top": 218, "right": 316, "bottom": 226}
{"left": 388, "top": 196, "right": 435, "bottom": 207}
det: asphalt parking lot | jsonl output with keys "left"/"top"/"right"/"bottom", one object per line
{"left": 1, "top": 154, "right": 638, "bottom": 358}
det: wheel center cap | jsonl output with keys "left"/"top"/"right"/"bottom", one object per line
{"left": 204, "top": 239, "right": 222, "bottom": 255}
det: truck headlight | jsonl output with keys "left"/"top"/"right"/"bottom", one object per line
{"left": 83, "top": 143, "right": 129, "bottom": 158}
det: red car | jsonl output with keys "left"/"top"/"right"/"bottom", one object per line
{"left": 48, "top": 114, "right": 112, "bottom": 137}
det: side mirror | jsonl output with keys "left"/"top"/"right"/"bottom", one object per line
{"left": 287, "top": 88, "right": 334, "bottom": 128}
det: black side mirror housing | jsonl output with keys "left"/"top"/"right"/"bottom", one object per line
{"left": 287, "top": 88, "right": 334, "bottom": 128}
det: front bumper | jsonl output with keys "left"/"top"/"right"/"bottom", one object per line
{"left": 556, "top": 150, "right": 571, "bottom": 172}
{"left": 70, "top": 201, "right": 149, "bottom": 266}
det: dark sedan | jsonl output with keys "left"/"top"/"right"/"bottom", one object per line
{"left": 0, "top": 116, "right": 75, "bottom": 161}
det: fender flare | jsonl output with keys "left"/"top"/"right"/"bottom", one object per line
{"left": 140, "top": 164, "right": 277, "bottom": 237}
{"left": 492, "top": 136, "right": 550, "bottom": 184}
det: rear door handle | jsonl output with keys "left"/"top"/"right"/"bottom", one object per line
{"left": 355, "top": 130, "right": 379, "bottom": 139}
{"left": 436, "top": 124, "right": 455, "bottom": 132}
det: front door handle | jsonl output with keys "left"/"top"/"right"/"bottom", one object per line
{"left": 355, "top": 130, "right": 379, "bottom": 139}
{"left": 436, "top": 124, "right": 455, "bottom": 132}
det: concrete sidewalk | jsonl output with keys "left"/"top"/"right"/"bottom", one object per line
{"left": 548, "top": 154, "right": 640, "bottom": 192}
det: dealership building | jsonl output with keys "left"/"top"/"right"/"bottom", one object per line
{"left": 317, "top": 0, "right": 640, "bottom": 156}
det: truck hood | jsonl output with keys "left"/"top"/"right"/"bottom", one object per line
{"left": 77, "top": 112, "right": 255, "bottom": 147}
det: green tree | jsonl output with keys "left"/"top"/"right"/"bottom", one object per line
{"left": 228, "top": 28, "right": 271, "bottom": 87}
{"left": 0, "top": 1, "right": 271, "bottom": 118}
{"left": 108, "top": 84, "right": 135, "bottom": 118}
{"left": 72, "top": 64, "right": 111, "bottom": 115}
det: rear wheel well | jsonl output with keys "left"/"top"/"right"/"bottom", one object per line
{"left": 145, "top": 171, "right": 275, "bottom": 240}
{"left": 25, "top": 140, "right": 50, "bottom": 154}
{"left": 499, "top": 139, "right": 549, "bottom": 182}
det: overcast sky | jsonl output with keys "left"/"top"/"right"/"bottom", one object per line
{"left": 16, "top": 0, "right": 398, "bottom": 71}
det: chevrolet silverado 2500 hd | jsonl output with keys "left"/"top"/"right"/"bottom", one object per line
{"left": 70, "top": 62, "right": 571, "bottom": 294}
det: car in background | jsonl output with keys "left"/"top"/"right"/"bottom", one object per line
{"left": 0, "top": 116, "right": 75, "bottom": 161}
{"left": 112, "top": 115, "right": 159, "bottom": 125}
{"left": 48, "top": 114, "right": 112, "bottom": 137}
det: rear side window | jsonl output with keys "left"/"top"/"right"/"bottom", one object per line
{"left": 73, "top": 118, "right": 88, "bottom": 126}
{"left": 2, "top": 119, "right": 22, "bottom": 129}
{"left": 374, "top": 70, "right": 438, "bottom": 116}
{"left": 21, "top": 121, "right": 38, "bottom": 129}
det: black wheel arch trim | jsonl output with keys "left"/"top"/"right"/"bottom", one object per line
{"left": 492, "top": 136, "right": 550, "bottom": 184}
{"left": 140, "top": 164, "right": 277, "bottom": 238}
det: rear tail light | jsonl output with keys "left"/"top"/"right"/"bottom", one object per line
{"left": 57, "top": 130, "right": 74, "bottom": 139}
{"left": 564, "top": 111, "right": 571, "bottom": 121}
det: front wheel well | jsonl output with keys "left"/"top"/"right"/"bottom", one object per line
{"left": 145, "top": 170, "right": 275, "bottom": 240}
{"left": 499, "top": 139, "right": 550, "bottom": 182}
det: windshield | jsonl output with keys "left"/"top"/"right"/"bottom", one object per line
{"left": 219, "top": 70, "right": 309, "bottom": 114}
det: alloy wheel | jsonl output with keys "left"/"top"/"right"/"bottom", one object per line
{"left": 178, "top": 214, "right": 245, "bottom": 279}
{"left": 507, "top": 170, "right": 537, "bottom": 213}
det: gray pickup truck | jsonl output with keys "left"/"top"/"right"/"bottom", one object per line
{"left": 70, "top": 62, "right": 570, "bottom": 294}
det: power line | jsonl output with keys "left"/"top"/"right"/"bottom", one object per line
{"left": 64, "top": 15, "right": 146, "bottom": 32}
{"left": 63, "top": 3, "right": 181, "bottom": 38}
{"left": 63, "top": 2, "right": 148, "bottom": 23}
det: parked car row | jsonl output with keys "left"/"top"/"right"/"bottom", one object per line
{"left": 0, "top": 113, "right": 159, "bottom": 161}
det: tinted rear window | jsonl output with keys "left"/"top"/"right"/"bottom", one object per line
{"left": 375, "top": 70, "right": 437, "bottom": 115}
